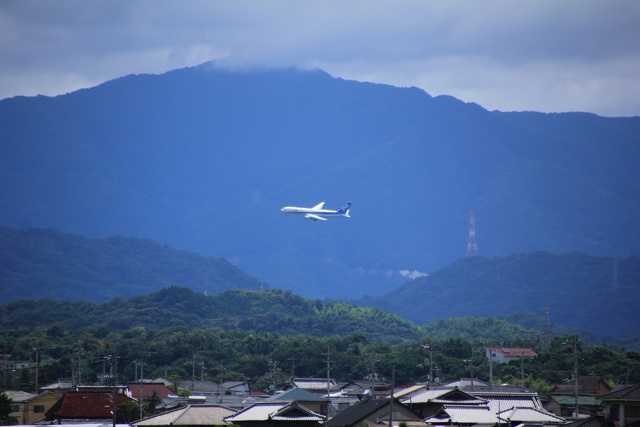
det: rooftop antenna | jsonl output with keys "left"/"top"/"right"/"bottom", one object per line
{"left": 466, "top": 210, "right": 478, "bottom": 257}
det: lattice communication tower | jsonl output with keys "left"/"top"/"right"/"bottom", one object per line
{"left": 466, "top": 210, "right": 478, "bottom": 257}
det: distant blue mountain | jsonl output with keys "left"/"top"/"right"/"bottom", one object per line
{"left": 1, "top": 63, "right": 639, "bottom": 299}
{"left": 358, "top": 251, "right": 640, "bottom": 338}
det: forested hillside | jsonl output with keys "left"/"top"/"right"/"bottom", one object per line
{"left": 0, "top": 227, "right": 263, "bottom": 302}
{"left": 1, "top": 64, "right": 639, "bottom": 299}
{"left": 2, "top": 227, "right": 639, "bottom": 339}
{"left": 2, "top": 307, "right": 639, "bottom": 398}
{"left": 361, "top": 251, "right": 640, "bottom": 338}
{"left": 0, "top": 286, "right": 420, "bottom": 343}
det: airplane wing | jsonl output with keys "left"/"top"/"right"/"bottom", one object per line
{"left": 311, "top": 202, "right": 325, "bottom": 210}
{"left": 305, "top": 214, "right": 327, "bottom": 221}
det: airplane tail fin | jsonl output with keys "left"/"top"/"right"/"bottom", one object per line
{"left": 338, "top": 202, "right": 351, "bottom": 216}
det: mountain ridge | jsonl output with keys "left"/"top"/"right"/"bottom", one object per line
{"left": 358, "top": 251, "right": 640, "bottom": 338}
{"left": 0, "top": 226, "right": 263, "bottom": 303}
{"left": 1, "top": 226, "right": 638, "bottom": 338}
{"left": 1, "top": 63, "right": 639, "bottom": 299}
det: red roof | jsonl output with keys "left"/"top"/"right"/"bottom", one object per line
{"left": 128, "top": 382, "right": 175, "bottom": 400}
{"left": 491, "top": 347, "right": 537, "bottom": 357}
{"left": 46, "top": 391, "right": 134, "bottom": 419}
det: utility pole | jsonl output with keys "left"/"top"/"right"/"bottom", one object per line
{"left": 488, "top": 347, "right": 493, "bottom": 386}
{"left": 388, "top": 367, "right": 395, "bottom": 427}
{"left": 325, "top": 345, "right": 332, "bottom": 417}
{"left": 463, "top": 359, "right": 475, "bottom": 391}
{"left": 33, "top": 346, "right": 40, "bottom": 394}
{"left": 573, "top": 336, "right": 579, "bottom": 417}
{"left": 520, "top": 350, "right": 525, "bottom": 386}
{"left": 420, "top": 343, "right": 434, "bottom": 384}
{"left": 367, "top": 352, "right": 378, "bottom": 399}
{"left": 139, "top": 357, "right": 144, "bottom": 421}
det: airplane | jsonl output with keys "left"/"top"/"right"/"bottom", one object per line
{"left": 280, "top": 201, "right": 351, "bottom": 221}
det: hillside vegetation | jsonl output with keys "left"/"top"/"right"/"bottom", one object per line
{"left": 0, "top": 226, "right": 263, "bottom": 303}
{"left": 360, "top": 251, "right": 640, "bottom": 338}
{"left": 0, "top": 286, "right": 421, "bottom": 343}
{"left": 1, "top": 65, "right": 639, "bottom": 299}
{"left": 2, "top": 226, "right": 639, "bottom": 339}
{"left": 1, "top": 290, "right": 639, "bottom": 398}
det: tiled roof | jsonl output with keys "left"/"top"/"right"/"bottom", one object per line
{"left": 135, "top": 404, "right": 237, "bottom": 426}
{"left": 128, "top": 382, "right": 175, "bottom": 400}
{"left": 563, "top": 415, "right": 616, "bottom": 427}
{"left": 550, "top": 395, "right": 601, "bottom": 406}
{"left": 403, "top": 387, "right": 481, "bottom": 404}
{"left": 425, "top": 404, "right": 499, "bottom": 425}
{"left": 292, "top": 378, "right": 338, "bottom": 390}
{"left": 183, "top": 380, "right": 222, "bottom": 394}
{"left": 269, "top": 387, "right": 328, "bottom": 402}
{"left": 486, "top": 397, "right": 540, "bottom": 413}
{"left": 599, "top": 384, "right": 640, "bottom": 401}
{"left": 497, "top": 407, "right": 565, "bottom": 424}
{"left": 6, "top": 391, "right": 35, "bottom": 402}
{"left": 45, "top": 391, "right": 134, "bottom": 419}
{"left": 225, "top": 402, "right": 324, "bottom": 423}
{"left": 325, "top": 398, "right": 392, "bottom": 427}
{"left": 394, "top": 384, "right": 428, "bottom": 399}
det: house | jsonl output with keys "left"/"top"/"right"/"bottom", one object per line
{"left": 546, "top": 375, "right": 612, "bottom": 417}
{"left": 563, "top": 415, "right": 616, "bottom": 427}
{"left": 403, "top": 382, "right": 563, "bottom": 427}
{"left": 442, "top": 378, "right": 490, "bottom": 389}
{"left": 134, "top": 404, "right": 237, "bottom": 427}
{"left": 545, "top": 394, "right": 603, "bottom": 418}
{"left": 268, "top": 388, "right": 329, "bottom": 415}
{"left": 399, "top": 386, "right": 486, "bottom": 419}
{"left": 22, "top": 391, "right": 63, "bottom": 423}
{"left": 128, "top": 381, "right": 176, "bottom": 401}
{"left": 551, "top": 376, "right": 612, "bottom": 396}
{"left": 600, "top": 383, "right": 640, "bottom": 427}
{"left": 44, "top": 390, "right": 137, "bottom": 423}
{"left": 486, "top": 347, "right": 538, "bottom": 364}
{"left": 182, "top": 379, "right": 224, "bottom": 396}
{"left": 470, "top": 386, "right": 547, "bottom": 413}
{"left": 223, "top": 381, "right": 251, "bottom": 397}
{"left": 496, "top": 406, "right": 566, "bottom": 426}
{"left": 40, "top": 379, "right": 74, "bottom": 393}
{"left": 394, "top": 384, "right": 430, "bottom": 401}
{"left": 6, "top": 390, "right": 34, "bottom": 424}
{"left": 224, "top": 401, "right": 325, "bottom": 427}
{"left": 339, "top": 380, "right": 392, "bottom": 399}
{"left": 286, "top": 378, "right": 342, "bottom": 395}
{"left": 324, "top": 397, "right": 422, "bottom": 427}
{"left": 424, "top": 404, "right": 500, "bottom": 427}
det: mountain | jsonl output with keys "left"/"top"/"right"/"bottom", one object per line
{"left": 1, "top": 63, "right": 639, "bottom": 299}
{"left": 0, "top": 226, "right": 263, "bottom": 303}
{"left": 358, "top": 251, "right": 640, "bottom": 338}
{"left": 0, "top": 285, "right": 421, "bottom": 343}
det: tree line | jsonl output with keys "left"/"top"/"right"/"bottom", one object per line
{"left": 2, "top": 322, "right": 639, "bottom": 397}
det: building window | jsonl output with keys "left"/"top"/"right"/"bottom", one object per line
{"left": 10, "top": 404, "right": 19, "bottom": 412}
{"left": 34, "top": 405, "right": 45, "bottom": 413}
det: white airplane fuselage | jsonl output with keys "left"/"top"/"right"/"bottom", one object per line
{"left": 281, "top": 202, "right": 351, "bottom": 221}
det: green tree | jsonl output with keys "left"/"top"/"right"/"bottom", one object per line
{"left": 116, "top": 400, "right": 141, "bottom": 423}
{"left": 0, "top": 392, "right": 18, "bottom": 425}
{"left": 145, "top": 390, "right": 162, "bottom": 414}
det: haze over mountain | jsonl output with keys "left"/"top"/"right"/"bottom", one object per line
{"left": 2, "top": 226, "right": 638, "bottom": 338}
{"left": 359, "top": 251, "right": 640, "bottom": 339}
{"left": 1, "top": 63, "right": 639, "bottom": 299}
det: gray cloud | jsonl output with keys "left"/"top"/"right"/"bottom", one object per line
{"left": 1, "top": 0, "right": 638, "bottom": 116}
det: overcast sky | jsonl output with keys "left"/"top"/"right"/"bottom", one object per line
{"left": 1, "top": 0, "right": 639, "bottom": 117}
